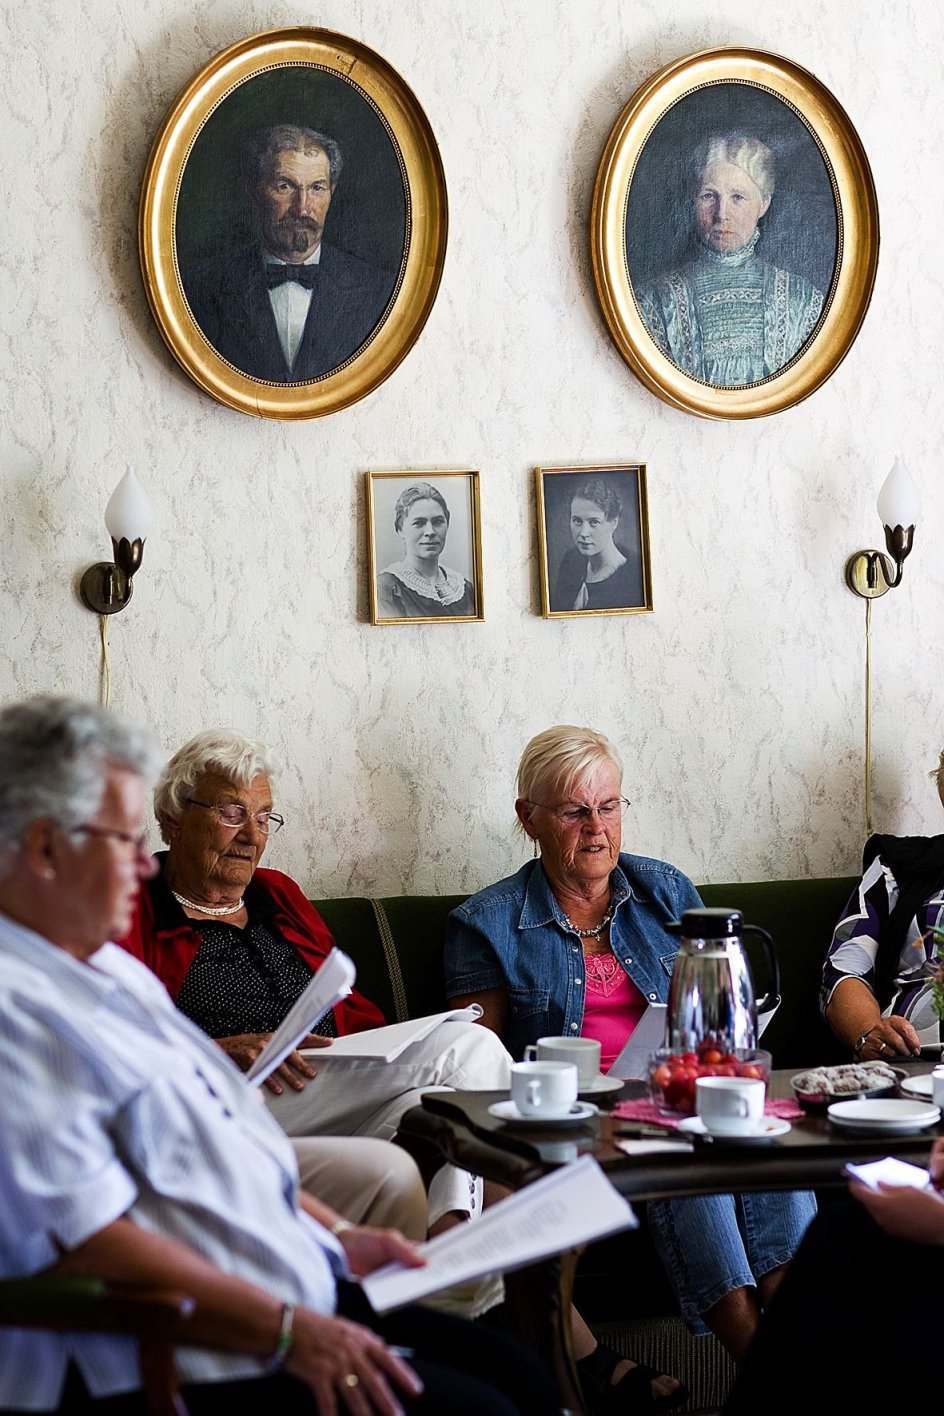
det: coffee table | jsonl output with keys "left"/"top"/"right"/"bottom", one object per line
{"left": 398, "top": 1062, "right": 941, "bottom": 1411}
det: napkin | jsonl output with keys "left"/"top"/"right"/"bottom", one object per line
{"left": 613, "top": 1096, "right": 804, "bottom": 1129}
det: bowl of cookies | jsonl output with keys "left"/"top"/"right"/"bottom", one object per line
{"left": 790, "top": 1061, "right": 904, "bottom": 1111}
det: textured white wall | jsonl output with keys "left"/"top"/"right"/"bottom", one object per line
{"left": 2, "top": 0, "right": 942, "bottom": 896}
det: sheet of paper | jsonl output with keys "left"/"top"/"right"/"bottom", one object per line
{"left": 300, "top": 1004, "right": 483, "bottom": 1065}
{"left": 757, "top": 997, "right": 780, "bottom": 1037}
{"left": 609, "top": 997, "right": 780, "bottom": 1079}
{"left": 362, "top": 1153, "right": 637, "bottom": 1313}
{"left": 844, "top": 1156, "right": 931, "bottom": 1190}
{"left": 245, "top": 947, "right": 357, "bottom": 1086}
{"left": 614, "top": 1138, "right": 694, "bottom": 1157}
{"left": 609, "top": 1004, "right": 667, "bottom": 1078}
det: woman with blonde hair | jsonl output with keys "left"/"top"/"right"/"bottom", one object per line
{"left": 444, "top": 724, "right": 816, "bottom": 1406}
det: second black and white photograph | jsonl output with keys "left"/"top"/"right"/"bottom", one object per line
{"left": 536, "top": 464, "right": 652, "bottom": 618}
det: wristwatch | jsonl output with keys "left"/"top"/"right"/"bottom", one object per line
{"left": 852, "top": 1031, "right": 872, "bottom": 1061}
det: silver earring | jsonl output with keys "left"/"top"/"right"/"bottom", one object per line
{"left": 532, "top": 838, "right": 539, "bottom": 859}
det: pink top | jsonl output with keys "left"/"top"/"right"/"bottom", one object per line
{"left": 582, "top": 952, "right": 647, "bottom": 1071}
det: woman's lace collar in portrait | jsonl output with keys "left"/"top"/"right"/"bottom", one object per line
{"left": 385, "top": 562, "right": 468, "bottom": 604}
{"left": 701, "top": 227, "right": 762, "bottom": 268}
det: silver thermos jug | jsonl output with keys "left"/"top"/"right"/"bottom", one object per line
{"left": 664, "top": 907, "right": 781, "bottom": 1053}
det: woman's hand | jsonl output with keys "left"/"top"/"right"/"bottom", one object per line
{"left": 287, "top": 1309, "right": 423, "bottom": 1415}
{"left": 849, "top": 1176, "right": 944, "bottom": 1245}
{"left": 857, "top": 1015, "right": 921, "bottom": 1060}
{"left": 336, "top": 1225, "right": 426, "bottom": 1278}
{"left": 216, "top": 1032, "right": 332, "bottom": 1095}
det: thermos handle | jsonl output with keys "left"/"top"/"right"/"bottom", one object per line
{"left": 742, "top": 924, "right": 781, "bottom": 1016}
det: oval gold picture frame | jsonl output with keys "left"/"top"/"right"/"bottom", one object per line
{"left": 591, "top": 48, "right": 879, "bottom": 420}
{"left": 139, "top": 27, "right": 447, "bottom": 419}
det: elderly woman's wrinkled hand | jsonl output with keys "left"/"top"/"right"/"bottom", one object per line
{"left": 217, "top": 1032, "right": 331, "bottom": 1094}
{"left": 287, "top": 1310, "right": 423, "bottom": 1416}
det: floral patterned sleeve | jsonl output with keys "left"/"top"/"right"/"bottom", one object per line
{"left": 819, "top": 854, "right": 896, "bottom": 1017}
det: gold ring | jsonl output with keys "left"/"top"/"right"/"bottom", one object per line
{"left": 343, "top": 1374, "right": 359, "bottom": 1388}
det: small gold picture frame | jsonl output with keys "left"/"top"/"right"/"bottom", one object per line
{"left": 367, "top": 471, "right": 485, "bottom": 625}
{"left": 590, "top": 47, "right": 879, "bottom": 419}
{"left": 139, "top": 27, "right": 448, "bottom": 420}
{"left": 535, "top": 464, "right": 652, "bottom": 618}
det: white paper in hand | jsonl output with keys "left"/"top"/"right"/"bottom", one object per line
{"left": 362, "top": 1154, "right": 637, "bottom": 1313}
{"left": 245, "top": 946, "right": 356, "bottom": 1087}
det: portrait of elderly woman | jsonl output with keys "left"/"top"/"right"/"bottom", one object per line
{"left": 633, "top": 130, "right": 829, "bottom": 387}
{"left": 370, "top": 475, "right": 481, "bottom": 623}
{"left": 119, "top": 728, "right": 511, "bottom": 1269}
{"left": 538, "top": 466, "right": 650, "bottom": 617}
{"left": 444, "top": 725, "right": 817, "bottom": 1391}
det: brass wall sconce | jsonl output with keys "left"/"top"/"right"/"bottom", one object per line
{"left": 845, "top": 457, "right": 921, "bottom": 836}
{"left": 79, "top": 472, "right": 153, "bottom": 615}
{"left": 844, "top": 457, "right": 922, "bottom": 599}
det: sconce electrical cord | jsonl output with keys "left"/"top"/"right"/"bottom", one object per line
{"left": 864, "top": 597, "right": 873, "bottom": 837}
{"left": 99, "top": 615, "right": 111, "bottom": 708}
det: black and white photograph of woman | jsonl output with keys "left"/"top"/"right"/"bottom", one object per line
{"left": 537, "top": 466, "right": 652, "bottom": 617}
{"left": 368, "top": 472, "right": 483, "bottom": 624}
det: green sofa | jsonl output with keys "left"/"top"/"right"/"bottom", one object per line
{"left": 315, "top": 873, "right": 859, "bottom": 1413}
{"left": 314, "top": 874, "right": 858, "bottom": 1070}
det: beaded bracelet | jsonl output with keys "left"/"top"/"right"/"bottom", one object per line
{"left": 268, "top": 1301, "right": 295, "bottom": 1370}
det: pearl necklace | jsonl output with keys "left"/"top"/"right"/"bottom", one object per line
{"left": 171, "top": 890, "right": 245, "bottom": 917}
{"left": 562, "top": 904, "right": 614, "bottom": 940}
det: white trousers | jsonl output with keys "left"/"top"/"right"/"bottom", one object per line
{"left": 291, "top": 1137, "right": 427, "bottom": 1239}
{"left": 268, "top": 1020, "right": 512, "bottom": 1226}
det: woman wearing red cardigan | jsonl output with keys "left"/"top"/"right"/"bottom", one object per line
{"left": 120, "top": 729, "right": 511, "bottom": 1262}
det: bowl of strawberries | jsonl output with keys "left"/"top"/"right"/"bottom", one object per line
{"left": 649, "top": 1042, "right": 772, "bottom": 1116}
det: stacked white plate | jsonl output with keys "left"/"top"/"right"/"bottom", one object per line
{"left": 827, "top": 1098, "right": 941, "bottom": 1132}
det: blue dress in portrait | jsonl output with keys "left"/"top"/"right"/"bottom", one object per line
{"left": 637, "top": 231, "right": 824, "bottom": 387}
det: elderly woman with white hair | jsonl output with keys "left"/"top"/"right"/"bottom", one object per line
{"left": 444, "top": 725, "right": 817, "bottom": 1409}
{"left": 0, "top": 696, "right": 561, "bottom": 1415}
{"left": 638, "top": 131, "right": 824, "bottom": 386}
{"left": 119, "top": 728, "right": 511, "bottom": 1268}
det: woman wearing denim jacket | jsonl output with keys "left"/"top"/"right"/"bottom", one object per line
{"left": 444, "top": 725, "right": 816, "bottom": 1404}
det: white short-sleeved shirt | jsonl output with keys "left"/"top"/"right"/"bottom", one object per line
{"left": 0, "top": 911, "right": 344, "bottom": 1409}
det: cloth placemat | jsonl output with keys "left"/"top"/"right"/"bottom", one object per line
{"left": 613, "top": 1096, "right": 804, "bottom": 1128}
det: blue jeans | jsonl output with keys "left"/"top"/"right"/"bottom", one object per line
{"left": 646, "top": 1190, "right": 818, "bottom": 1334}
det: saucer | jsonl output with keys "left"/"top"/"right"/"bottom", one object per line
{"left": 488, "top": 1099, "right": 599, "bottom": 1128}
{"left": 827, "top": 1098, "right": 940, "bottom": 1132}
{"left": 579, "top": 1074, "right": 625, "bottom": 1096}
{"left": 677, "top": 1116, "right": 791, "bottom": 1143}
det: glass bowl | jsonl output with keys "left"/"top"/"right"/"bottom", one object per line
{"left": 649, "top": 1045, "right": 771, "bottom": 1117}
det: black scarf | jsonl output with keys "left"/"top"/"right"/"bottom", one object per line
{"left": 862, "top": 833, "right": 944, "bottom": 1005}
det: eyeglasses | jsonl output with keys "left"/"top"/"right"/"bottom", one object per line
{"left": 184, "top": 799, "right": 284, "bottom": 835}
{"left": 528, "top": 797, "right": 630, "bottom": 826}
{"left": 70, "top": 825, "right": 151, "bottom": 854}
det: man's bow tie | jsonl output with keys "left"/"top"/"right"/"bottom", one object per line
{"left": 264, "top": 264, "right": 319, "bottom": 289}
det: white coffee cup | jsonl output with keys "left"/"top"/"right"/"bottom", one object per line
{"left": 523, "top": 1036, "right": 602, "bottom": 1087}
{"left": 510, "top": 1060, "right": 579, "bottom": 1118}
{"left": 932, "top": 1065, "right": 944, "bottom": 1109}
{"left": 695, "top": 1075, "right": 766, "bottom": 1135}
